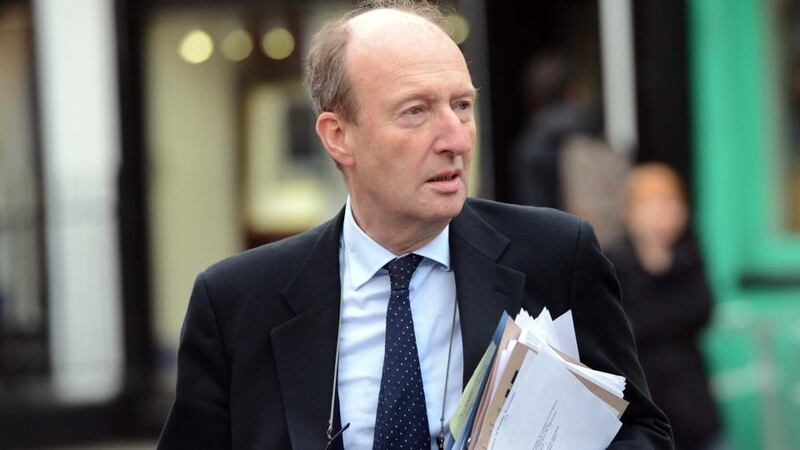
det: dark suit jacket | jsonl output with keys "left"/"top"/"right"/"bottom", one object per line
{"left": 158, "top": 198, "right": 673, "bottom": 449}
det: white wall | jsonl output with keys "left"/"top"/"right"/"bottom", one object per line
{"left": 145, "top": 14, "right": 242, "bottom": 357}
{"left": 599, "top": 0, "right": 637, "bottom": 154}
{"left": 33, "top": 0, "right": 124, "bottom": 403}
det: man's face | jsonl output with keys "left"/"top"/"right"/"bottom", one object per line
{"left": 341, "top": 13, "right": 476, "bottom": 229}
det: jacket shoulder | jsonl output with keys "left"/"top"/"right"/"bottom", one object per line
{"left": 464, "top": 197, "right": 584, "bottom": 241}
{"left": 201, "top": 218, "right": 334, "bottom": 293}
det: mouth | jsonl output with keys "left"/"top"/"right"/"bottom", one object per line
{"left": 427, "top": 171, "right": 460, "bottom": 183}
{"left": 426, "top": 171, "right": 463, "bottom": 194}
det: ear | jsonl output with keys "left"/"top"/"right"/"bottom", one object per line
{"left": 316, "top": 112, "right": 355, "bottom": 168}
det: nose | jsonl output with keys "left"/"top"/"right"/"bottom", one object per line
{"left": 432, "top": 107, "right": 473, "bottom": 156}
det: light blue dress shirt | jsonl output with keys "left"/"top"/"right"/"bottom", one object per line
{"left": 337, "top": 198, "right": 464, "bottom": 450}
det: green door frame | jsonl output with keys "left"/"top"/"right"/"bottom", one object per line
{"left": 691, "top": 0, "right": 800, "bottom": 292}
{"left": 690, "top": 1, "right": 800, "bottom": 449}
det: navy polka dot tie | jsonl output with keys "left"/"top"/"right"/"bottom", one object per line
{"left": 372, "top": 254, "right": 431, "bottom": 450}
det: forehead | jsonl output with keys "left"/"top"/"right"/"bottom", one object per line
{"left": 629, "top": 176, "right": 683, "bottom": 202}
{"left": 344, "top": 10, "right": 473, "bottom": 97}
{"left": 630, "top": 167, "right": 681, "bottom": 190}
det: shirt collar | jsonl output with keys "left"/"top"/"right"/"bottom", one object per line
{"left": 343, "top": 197, "right": 451, "bottom": 290}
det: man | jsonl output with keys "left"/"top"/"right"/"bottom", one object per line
{"left": 158, "top": 1, "right": 673, "bottom": 449}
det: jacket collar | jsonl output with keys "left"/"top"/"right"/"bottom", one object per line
{"left": 450, "top": 201, "right": 526, "bottom": 386}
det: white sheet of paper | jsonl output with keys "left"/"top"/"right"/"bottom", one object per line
{"left": 516, "top": 308, "right": 554, "bottom": 349}
{"left": 518, "top": 330, "right": 626, "bottom": 398}
{"left": 552, "top": 310, "right": 580, "bottom": 361}
{"left": 487, "top": 348, "right": 622, "bottom": 450}
{"left": 515, "top": 308, "right": 579, "bottom": 362}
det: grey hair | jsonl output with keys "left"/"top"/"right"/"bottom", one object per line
{"left": 306, "top": 0, "right": 450, "bottom": 124}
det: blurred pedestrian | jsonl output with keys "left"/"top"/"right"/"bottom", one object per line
{"left": 509, "top": 51, "right": 599, "bottom": 209}
{"left": 606, "top": 163, "right": 729, "bottom": 450}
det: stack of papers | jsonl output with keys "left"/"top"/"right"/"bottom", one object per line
{"left": 446, "top": 308, "right": 628, "bottom": 450}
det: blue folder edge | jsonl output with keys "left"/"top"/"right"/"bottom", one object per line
{"left": 445, "top": 311, "right": 511, "bottom": 450}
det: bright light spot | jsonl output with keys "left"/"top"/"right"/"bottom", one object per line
{"left": 445, "top": 14, "right": 470, "bottom": 45}
{"left": 261, "top": 27, "right": 295, "bottom": 60}
{"left": 221, "top": 29, "right": 253, "bottom": 62}
{"left": 178, "top": 29, "right": 214, "bottom": 64}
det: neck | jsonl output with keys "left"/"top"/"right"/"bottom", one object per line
{"left": 632, "top": 239, "right": 673, "bottom": 275}
{"left": 350, "top": 200, "right": 447, "bottom": 255}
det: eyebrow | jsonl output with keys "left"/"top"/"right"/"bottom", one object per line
{"left": 456, "top": 88, "right": 478, "bottom": 100}
{"left": 390, "top": 87, "right": 478, "bottom": 110}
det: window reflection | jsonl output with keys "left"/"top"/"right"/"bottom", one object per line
{"left": 144, "top": 5, "right": 351, "bottom": 375}
{"left": 0, "top": 1, "right": 49, "bottom": 391}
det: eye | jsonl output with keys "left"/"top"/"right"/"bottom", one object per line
{"left": 405, "top": 105, "right": 425, "bottom": 115}
{"left": 454, "top": 100, "right": 472, "bottom": 111}
{"left": 453, "top": 100, "right": 474, "bottom": 122}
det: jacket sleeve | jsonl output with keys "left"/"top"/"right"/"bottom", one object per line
{"left": 158, "top": 272, "right": 232, "bottom": 449}
{"left": 569, "top": 220, "right": 674, "bottom": 449}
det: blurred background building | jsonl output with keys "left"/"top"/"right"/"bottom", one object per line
{"left": 0, "top": 0, "right": 798, "bottom": 448}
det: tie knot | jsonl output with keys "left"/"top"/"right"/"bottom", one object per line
{"left": 384, "top": 254, "right": 422, "bottom": 291}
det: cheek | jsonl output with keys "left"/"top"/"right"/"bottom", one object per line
{"left": 466, "top": 122, "right": 477, "bottom": 144}
{"left": 628, "top": 205, "right": 659, "bottom": 231}
{"left": 663, "top": 206, "right": 688, "bottom": 233}
{"left": 464, "top": 145, "right": 474, "bottom": 165}
{"left": 462, "top": 128, "right": 476, "bottom": 169}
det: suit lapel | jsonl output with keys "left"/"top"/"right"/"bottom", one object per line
{"left": 271, "top": 210, "right": 345, "bottom": 449}
{"left": 450, "top": 202, "right": 526, "bottom": 386}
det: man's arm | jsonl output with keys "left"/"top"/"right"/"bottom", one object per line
{"left": 570, "top": 220, "right": 674, "bottom": 449}
{"left": 158, "top": 272, "right": 231, "bottom": 449}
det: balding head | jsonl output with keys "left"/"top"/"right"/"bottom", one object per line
{"left": 347, "top": 7, "right": 448, "bottom": 42}
{"left": 307, "top": 1, "right": 452, "bottom": 124}
{"left": 344, "top": 9, "right": 467, "bottom": 118}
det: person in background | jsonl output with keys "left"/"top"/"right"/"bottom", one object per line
{"left": 509, "top": 51, "right": 599, "bottom": 209}
{"left": 606, "top": 163, "right": 728, "bottom": 450}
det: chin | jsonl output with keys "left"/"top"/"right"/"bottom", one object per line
{"left": 426, "top": 195, "right": 466, "bottom": 222}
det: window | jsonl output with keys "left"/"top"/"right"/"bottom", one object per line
{"left": 0, "top": 1, "right": 49, "bottom": 394}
